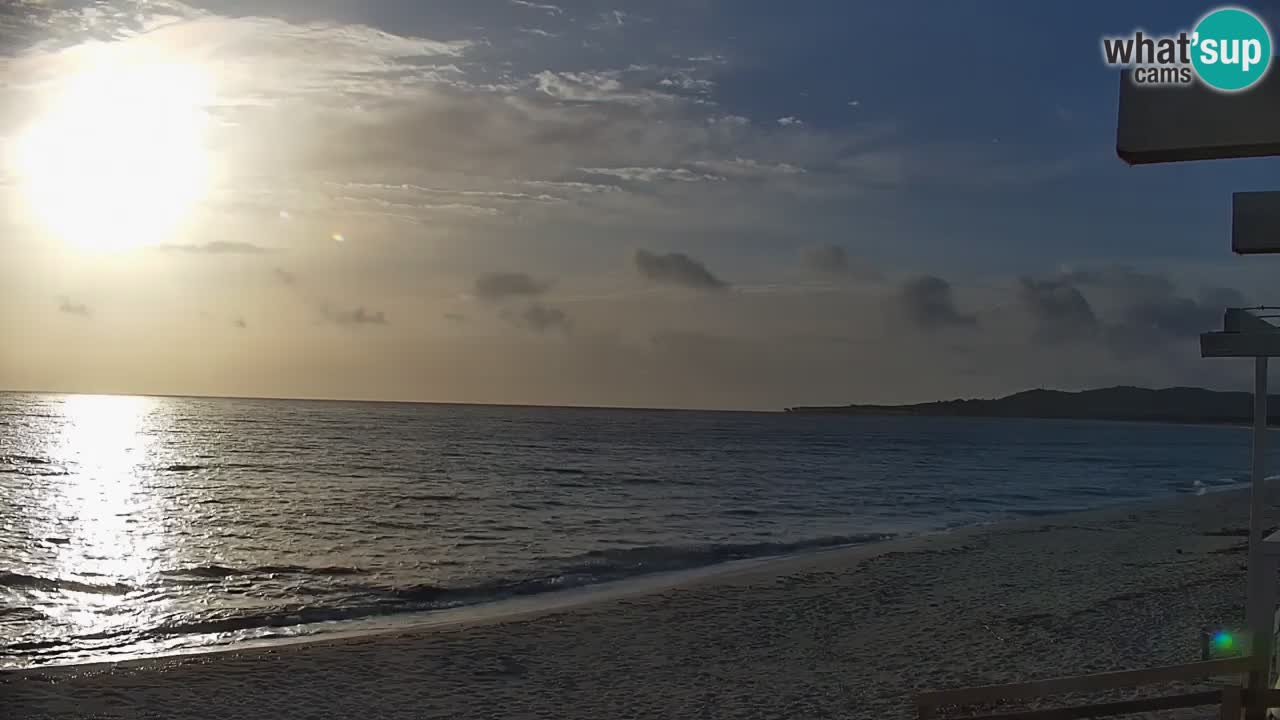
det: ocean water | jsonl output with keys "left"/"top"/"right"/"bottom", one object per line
{"left": 0, "top": 392, "right": 1272, "bottom": 668}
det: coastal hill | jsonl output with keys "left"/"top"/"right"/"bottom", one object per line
{"left": 784, "top": 386, "right": 1280, "bottom": 425}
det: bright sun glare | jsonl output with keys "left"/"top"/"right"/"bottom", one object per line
{"left": 11, "top": 59, "right": 213, "bottom": 252}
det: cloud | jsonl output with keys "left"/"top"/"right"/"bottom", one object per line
{"left": 51, "top": 12, "right": 891, "bottom": 237}
{"left": 897, "top": 276, "right": 976, "bottom": 330}
{"left": 0, "top": 0, "right": 1083, "bottom": 274}
{"left": 3, "top": 0, "right": 1157, "bottom": 410}
{"left": 507, "top": 302, "right": 571, "bottom": 333}
{"left": 3, "top": 0, "right": 188, "bottom": 52}
{"left": 777, "top": 116, "right": 804, "bottom": 127}
{"left": 803, "top": 245, "right": 850, "bottom": 274}
{"left": 1200, "top": 287, "right": 1247, "bottom": 310}
{"left": 474, "top": 272, "right": 549, "bottom": 301}
{"left": 692, "top": 158, "right": 806, "bottom": 178}
{"left": 972, "top": 266, "right": 1248, "bottom": 364}
{"left": 581, "top": 167, "right": 724, "bottom": 183}
{"left": 534, "top": 71, "right": 665, "bottom": 104}
{"left": 1059, "top": 265, "right": 1244, "bottom": 341}
{"left": 157, "top": 241, "right": 271, "bottom": 254}
{"left": 509, "top": 0, "right": 564, "bottom": 15}
{"left": 1016, "top": 277, "right": 1099, "bottom": 342}
{"left": 57, "top": 297, "right": 90, "bottom": 318}
{"left": 1122, "top": 293, "right": 1233, "bottom": 339}
{"left": 1061, "top": 265, "right": 1175, "bottom": 300}
{"left": 802, "top": 245, "right": 880, "bottom": 280}
{"left": 519, "top": 180, "right": 622, "bottom": 194}
{"left": 658, "top": 71, "right": 714, "bottom": 94}
{"left": 634, "top": 250, "right": 727, "bottom": 291}
{"left": 3, "top": 5, "right": 474, "bottom": 107}
{"left": 330, "top": 182, "right": 566, "bottom": 206}
{"left": 586, "top": 10, "right": 639, "bottom": 29}
{"left": 321, "top": 305, "right": 388, "bottom": 326}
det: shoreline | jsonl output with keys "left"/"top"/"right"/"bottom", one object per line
{"left": 7, "top": 485, "right": 1256, "bottom": 678}
{"left": 11, "top": 486, "right": 1269, "bottom": 719}
{"left": 7, "top": 527, "right": 944, "bottom": 677}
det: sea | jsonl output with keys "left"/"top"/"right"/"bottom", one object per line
{"left": 1, "top": 391, "right": 1273, "bottom": 668}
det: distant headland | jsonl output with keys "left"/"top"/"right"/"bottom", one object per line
{"left": 785, "top": 386, "right": 1280, "bottom": 426}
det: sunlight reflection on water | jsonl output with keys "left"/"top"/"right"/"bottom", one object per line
{"left": 39, "top": 395, "right": 172, "bottom": 643}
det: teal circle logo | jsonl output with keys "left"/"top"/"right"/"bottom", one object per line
{"left": 1192, "top": 7, "right": 1272, "bottom": 92}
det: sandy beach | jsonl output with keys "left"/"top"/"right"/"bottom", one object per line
{"left": 7, "top": 489, "right": 1266, "bottom": 719}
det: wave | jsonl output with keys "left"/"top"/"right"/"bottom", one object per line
{"left": 0, "top": 466, "right": 68, "bottom": 476}
{"left": 0, "top": 572, "right": 133, "bottom": 595}
{"left": 0, "top": 454, "right": 53, "bottom": 465}
{"left": 0, "top": 453, "right": 67, "bottom": 476}
{"left": 1, "top": 532, "right": 900, "bottom": 659}
{"left": 145, "top": 607, "right": 384, "bottom": 638}
{"left": 155, "top": 462, "right": 283, "bottom": 474}
{"left": 0, "top": 606, "right": 47, "bottom": 623}
{"left": 101, "top": 533, "right": 898, "bottom": 644}
{"left": 536, "top": 466, "right": 588, "bottom": 476}
{"left": 157, "top": 564, "right": 366, "bottom": 580}
{"left": 552, "top": 534, "right": 893, "bottom": 577}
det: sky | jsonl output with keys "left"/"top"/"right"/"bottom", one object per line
{"left": 3, "top": 0, "right": 1280, "bottom": 409}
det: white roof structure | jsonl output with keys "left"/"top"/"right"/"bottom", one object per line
{"left": 1202, "top": 308, "right": 1280, "bottom": 357}
{"left": 1118, "top": 69, "right": 1280, "bottom": 164}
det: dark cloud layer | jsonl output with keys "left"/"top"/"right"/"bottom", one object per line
{"left": 510, "top": 302, "right": 571, "bottom": 333}
{"left": 1200, "top": 287, "right": 1248, "bottom": 310}
{"left": 322, "top": 305, "right": 388, "bottom": 326}
{"left": 1016, "top": 277, "right": 1099, "bottom": 342}
{"left": 897, "top": 275, "right": 975, "bottom": 330}
{"left": 1002, "top": 266, "right": 1250, "bottom": 363}
{"left": 158, "top": 241, "right": 271, "bottom": 255}
{"left": 633, "top": 250, "right": 726, "bottom": 291}
{"left": 1063, "top": 266, "right": 1175, "bottom": 300}
{"left": 1062, "top": 265, "right": 1245, "bottom": 342}
{"left": 57, "top": 297, "right": 90, "bottom": 318}
{"left": 801, "top": 244, "right": 880, "bottom": 280}
{"left": 1124, "top": 298, "right": 1215, "bottom": 338}
{"left": 474, "top": 272, "right": 549, "bottom": 301}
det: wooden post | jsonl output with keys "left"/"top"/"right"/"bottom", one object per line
{"left": 1248, "top": 357, "right": 1272, "bottom": 720}
{"left": 1224, "top": 686, "right": 1243, "bottom": 720}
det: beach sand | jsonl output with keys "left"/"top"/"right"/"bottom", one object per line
{"left": 6, "top": 489, "right": 1269, "bottom": 719}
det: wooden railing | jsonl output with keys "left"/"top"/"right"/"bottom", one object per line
{"left": 915, "top": 656, "right": 1254, "bottom": 719}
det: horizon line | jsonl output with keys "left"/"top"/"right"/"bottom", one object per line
{"left": 0, "top": 387, "right": 783, "bottom": 415}
{"left": 1, "top": 383, "right": 1257, "bottom": 415}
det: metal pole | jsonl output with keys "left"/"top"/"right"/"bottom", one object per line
{"left": 1248, "top": 356, "right": 1271, "bottom": 720}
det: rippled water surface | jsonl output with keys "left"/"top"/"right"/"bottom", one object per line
{"left": 1, "top": 392, "right": 1273, "bottom": 667}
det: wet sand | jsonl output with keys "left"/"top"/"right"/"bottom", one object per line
{"left": 7, "top": 489, "right": 1265, "bottom": 719}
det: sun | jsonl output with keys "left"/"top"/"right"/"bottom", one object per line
{"left": 9, "top": 59, "right": 213, "bottom": 253}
